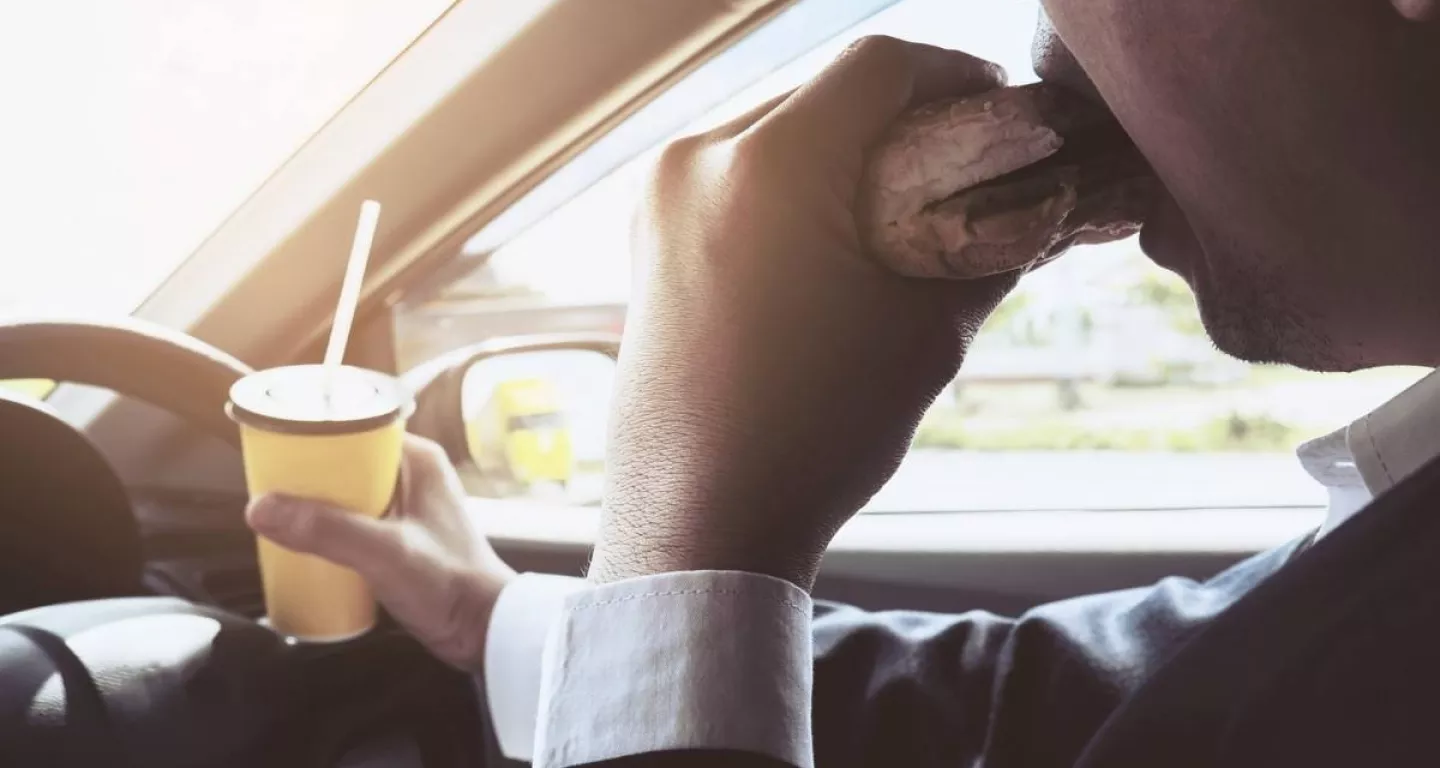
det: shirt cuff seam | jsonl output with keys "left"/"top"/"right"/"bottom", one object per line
{"left": 573, "top": 587, "right": 810, "bottom": 618}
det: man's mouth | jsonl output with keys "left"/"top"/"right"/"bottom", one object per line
{"left": 1032, "top": 25, "right": 1187, "bottom": 272}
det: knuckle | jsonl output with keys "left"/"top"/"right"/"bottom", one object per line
{"left": 639, "top": 133, "right": 714, "bottom": 228}
{"left": 841, "top": 34, "right": 906, "bottom": 67}
{"left": 403, "top": 438, "right": 452, "bottom": 481}
{"left": 283, "top": 503, "right": 323, "bottom": 547}
{"left": 725, "top": 124, "right": 813, "bottom": 194}
{"left": 405, "top": 434, "right": 448, "bottom": 462}
{"left": 648, "top": 133, "right": 706, "bottom": 197}
{"left": 655, "top": 133, "right": 704, "bottom": 177}
{"left": 244, "top": 494, "right": 278, "bottom": 524}
{"left": 977, "top": 59, "right": 1007, "bottom": 86}
{"left": 384, "top": 525, "right": 428, "bottom": 573}
{"left": 833, "top": 34, "right": 921, "bottom": 96}
{"left": 726, "top": 128, "right": 787, "bottom": 179}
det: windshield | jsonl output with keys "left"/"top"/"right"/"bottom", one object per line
{"left": 0, "top": 0, "right": 452, "bottom": 316}
{"left": 395, "top": 0, "right": 1429, "bottom": 512}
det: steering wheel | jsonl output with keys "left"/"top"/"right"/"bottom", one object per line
{"left": 0, "top": 317, "right": 251, "bottom": 614}
{"left": 0, "top": 318, "right": 490, "bottom": 767}
{"left": 0, "top": 317, "right": 252, "bottom": 446}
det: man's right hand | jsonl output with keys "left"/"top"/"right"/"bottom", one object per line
{"left": 593, "top": 38, "right": 1019, "bottom": 590}
{"left": 245, "top": 435, "right": 515, "bottom": 673}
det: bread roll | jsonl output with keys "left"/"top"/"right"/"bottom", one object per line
{"left": 862, "top": 83, "right": 1157, "bottom": 279}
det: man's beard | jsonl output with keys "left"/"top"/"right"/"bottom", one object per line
{"left": 1190, "top": 257, "right": 1351, "bottom": 373}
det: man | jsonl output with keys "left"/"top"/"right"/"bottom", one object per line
{"left": 249, "top": 1, "right": 1440, "bottom": 766}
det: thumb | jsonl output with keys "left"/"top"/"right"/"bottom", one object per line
{"left": 246, "top": 493, "right": 401, "bottom": 576}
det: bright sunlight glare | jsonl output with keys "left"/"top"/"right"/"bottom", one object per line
{"left": 0, "top": 0, "right": 451, "bottom": 317}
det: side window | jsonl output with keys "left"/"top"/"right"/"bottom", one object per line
{"left": 394, "top": 0, "right": 1427, "bottom": 509}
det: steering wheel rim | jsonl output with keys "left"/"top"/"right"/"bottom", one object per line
{"left": 0, "top": 316, "right": 253, "bottom": 446}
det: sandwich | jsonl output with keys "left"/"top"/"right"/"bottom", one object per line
{"left": 862, "top": 83, "right": 1157, "bottom": 279}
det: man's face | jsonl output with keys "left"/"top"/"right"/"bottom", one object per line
{"left": 1035, "top": 0, "right": 1440, "bottom": 371}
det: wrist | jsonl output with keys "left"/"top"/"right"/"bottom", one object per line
{"left": 589, "top": 534, "right": 822, "bottom": 592}
{"left": 446, "top": 567, "right": 516, "bottom": 673}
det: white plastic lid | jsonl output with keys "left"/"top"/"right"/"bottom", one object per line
{"left": 226, "top": 364, "right": 413, "bottom": 435}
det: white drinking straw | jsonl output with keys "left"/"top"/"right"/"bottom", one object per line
{"left": 323, "top": 200, "right": 382, "bottom": 389}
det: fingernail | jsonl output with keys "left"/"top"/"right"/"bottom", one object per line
{"left": 247, "top": 494, "right": 298, "bottom": 534}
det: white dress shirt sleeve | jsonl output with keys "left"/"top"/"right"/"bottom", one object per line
{"left": 481, "top": 570, "right": 814, "bottom": 767}
{"left": 483, "top": 572, "right": 589, "bottom": 761}
{"left": 534, "top": 571, "right": 814, "bottom": 768}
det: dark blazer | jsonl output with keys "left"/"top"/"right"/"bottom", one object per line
{"left": 569, "top": 452, "right": 1440, "bottom": 768}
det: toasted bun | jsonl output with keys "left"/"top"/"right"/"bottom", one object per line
{"left": 862, "top": 84, "right": 1156, "bottom": 279}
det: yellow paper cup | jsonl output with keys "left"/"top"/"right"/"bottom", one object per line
{"left": 227, "top": 365, "right": 414, "bottom": 642}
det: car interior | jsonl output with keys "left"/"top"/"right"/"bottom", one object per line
{"left": 3, "top": 0, "right": 1401, "bottom": 765}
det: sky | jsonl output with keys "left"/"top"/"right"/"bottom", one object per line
{"left": 0, "top": 0, "right": 1042, "bottom": 317}
{"left": 0, "top": 0, "right": 450, "bottom": 315}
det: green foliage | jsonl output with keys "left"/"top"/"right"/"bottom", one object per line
{"left": 1198, "top": 412, "right": 1295, "bottom": 450}
{"left": 574, "top": 458, "right": 606, "bottom": 475}
{"left": 978, "top": 292, "right": 1037, "bottom": 344}
{"left": 914, "top": 408, "right": 1302, "bottom": 453}
{"left": 1126, "top": 271, "right": 1205, "bottom": 336}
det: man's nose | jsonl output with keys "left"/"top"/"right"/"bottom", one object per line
{"left": 1031, "top": 8, "right": 1105, "bottom": 104}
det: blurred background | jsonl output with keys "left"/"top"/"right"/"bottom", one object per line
{"left": 3, "top": 0, "right": 1424, "bottom": 514}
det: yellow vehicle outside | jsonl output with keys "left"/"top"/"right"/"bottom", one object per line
{"left": 0, "top": 379, "right": 57, "bottom": 399}
{"left": 465, "top": 377, "right": 574, "bottom": 486}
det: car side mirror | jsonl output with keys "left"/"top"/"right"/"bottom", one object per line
{"left": 403, "top": 333, "right": 619, "bottom": 499}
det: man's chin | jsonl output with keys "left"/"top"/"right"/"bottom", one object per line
{"left": 1133, "top": 191, "right": 1348, "bottom": 371}
{"left": 1195, "top": 308, "right": 1291, "bottom": 367}
{"left": 1198, "top": 310, "right": 1348, "bottom": 371}
{"left": 1189, "top": 263, "right": 1354, "bottom": 372}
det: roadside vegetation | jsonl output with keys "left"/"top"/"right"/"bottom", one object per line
{"left": 915, "top": 405, "right": 1302, "bottom": 452}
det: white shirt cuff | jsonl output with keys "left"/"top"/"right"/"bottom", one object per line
{"left": 534, "top": 570, "right": 814, "bottom": 768}
{"left": 483, "top": 572, "right": 589, "bottom": 762}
